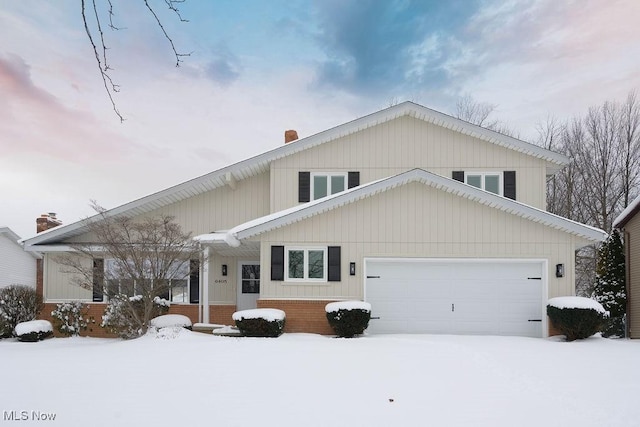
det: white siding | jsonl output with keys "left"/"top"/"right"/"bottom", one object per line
{"left": 271, "top": 116, "right": 548, "bottom": 212}
{"left": 260, "top": 181, "right": 584, "bottom": 300}
{"left": 0, "top": 234, "right": 36, "bottom": 288}
{"left": 44, "top": 254, "right": 92, "bottom": 301}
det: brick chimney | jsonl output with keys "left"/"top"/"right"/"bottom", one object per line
{"left": 284, "top": 130, "right": 298, "bottom": 144}
{"left": 36, "top": 212, "right": 62, "bottom": 234}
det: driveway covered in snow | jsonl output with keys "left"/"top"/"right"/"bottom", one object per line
{"left": 1, "top": 331, "right": 639, "bottom": 426}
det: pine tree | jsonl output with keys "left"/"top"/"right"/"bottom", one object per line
{"left": 592, "top": 230, "right": 627, "bottom": 337}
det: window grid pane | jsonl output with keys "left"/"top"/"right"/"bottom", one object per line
{"left": 330, "top": 175, "right": 345, "bottom": 195}
{"left": 313, "top": 176, "right": 328, "bottom": 200}
{"left": 288, "top": 250, "right": 304, "bottom": 279}
{"left": 308, "top": 250, "right": 324, "bottom": 279}
{"left": 467, "top": 175, "right": 482, "bottom": 189}
{"left": 484, "top": 175, "right": 500, "bottom": 194}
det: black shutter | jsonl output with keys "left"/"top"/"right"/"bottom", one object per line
{"left": 327, "top": 246, "right": 341, "bottom": 282}
{"left": 452, "top": 171, "right": 465, "bottom": 182}
{"left": 299, "top": 172, "right": 310, "bottom": 202}
{"left": 92, "top": 259, "right": 104, "bottom": 302}
{"left": 347, "top": 171, "right": 360, "bottom": 189}
{"left": 504, "top": 171, "right": 516, "bottom": 200}
{"left": 189, "top": 259, "right": 200, "bottom": 304}
{"left": 271, "top": 246, "right": 285, "bottom": 281}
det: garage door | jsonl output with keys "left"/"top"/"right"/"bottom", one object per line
{"left": 365, "top": 259, "right": 544, "bottom": 337}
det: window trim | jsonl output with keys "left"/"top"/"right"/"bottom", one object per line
{"left": 464, "top": 171, "right": 502, "bottom": 196}
{"left": 310, "top": 172, "right": 348, "bottom": 201}
{"left": 284, "top": 246, "right": 328, "bottom": 282}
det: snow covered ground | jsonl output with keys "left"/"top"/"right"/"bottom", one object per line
{"left": 2, "top": 331, "right": 640, "bottom": 426}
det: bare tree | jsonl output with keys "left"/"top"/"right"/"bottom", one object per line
{"left": 81, "top": 0, "right": 190, "bottom": 121}
{"left": 453, "top": 94, "right": 518, "bottom": 137}
{"left": 619, "top": 90, "right": 640, "bottom": 207}
{"left": 56, "top": 202, "right": 202, "bottom": 336}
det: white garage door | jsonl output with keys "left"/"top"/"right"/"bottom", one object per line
{"left": 365, "top": 259, "right": 545, "bottom": 337}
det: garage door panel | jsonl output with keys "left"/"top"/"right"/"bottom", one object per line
{"left": 365, "top": 259, "right": 544, "bottom": 337}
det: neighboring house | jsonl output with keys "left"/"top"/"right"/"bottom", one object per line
{"left": 0, "top": 227, "right": 40, "bottom": 288}
{"left": 22, "top": 102, "right": 606, "bottom": 337}
{"left": 614, "top": 196, "right": 640, "bottom": 338}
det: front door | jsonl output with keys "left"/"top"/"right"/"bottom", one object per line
{"left": 237, "top": 262, "right": 260, "bottom": 311}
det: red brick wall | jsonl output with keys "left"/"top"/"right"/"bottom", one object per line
{"left": 210, "top": 305, "right": 236, "bottom": 325}
{"left": 257, "top": 299, "right": 336, "bottom": 335}
{"left": 39, "top": 303, "right": 238, "bottom": 338}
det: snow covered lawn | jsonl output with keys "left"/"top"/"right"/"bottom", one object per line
{"left": 2, "top": 332, "right": 640, "bottom": 426}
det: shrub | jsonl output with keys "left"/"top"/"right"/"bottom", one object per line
{"left": 0, "top": 285, "right": 43, "bottom": 338}
{"left": 232, "top": 309, "right": 285, "bottom": 337}
{"left": 51, "top": 302, "right": 93, "bottom": 337}
{"left": 325, "top": 301, "right": 372, "bottom": 338}
{"left": 101, "top": 295, "right": 170, "bottom": 339}
{"left": 547, "top": 297, "right": 608, "bottom": 341}
{"left": 149, "top": 314, "right": 193, "bottom": 330}
{"left": 15, "top": 320, "right": 53, "bottom": 342}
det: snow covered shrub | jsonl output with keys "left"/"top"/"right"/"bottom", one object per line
{"left": 15, "top": 320, "right": 53, "bottom": 342}
{"left": 0, "top": 285, "right": 43, "bottom": 338}
{"left": 232, "top": 309, "right": 285, "bottom": 337}
{"left": 149, "top": 314, "right": 192, "bottom": 330}
{"left": 547, "top": 297, "right": 608, "bottom": 341}
{"left": 325, "top": 301, "right": 372, "bottom": 338}
{"left": 51, "top": 302, "right": 92, "bottom": 337}
{"left": 101, "top": 295, "right": 170, "bottom": 339}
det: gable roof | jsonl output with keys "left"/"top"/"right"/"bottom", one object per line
{"left": 195, "top": 168, "right": 605, "bottom": 248}
{"left": 23, "top": 101, "right": 570, "bottom": 247}
{"left": 614, "top": 194, "right": 640, "bottom": 228}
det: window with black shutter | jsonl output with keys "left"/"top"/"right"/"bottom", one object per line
{"left": 92, "top": 258, "right": 104, "bottom": 302}
{"left": 271, "top": 246, "right": 285, "bottom": 281}
{"left": 327, "top": 246, "right": 341, "bottom": 282}
{"left": 189, "top": 259, "right": 200, "bottom": 303}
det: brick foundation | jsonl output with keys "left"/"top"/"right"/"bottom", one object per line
{"left": 209, "top": 305, "right": 236, "bottom": 325}
{"left": 257, "top": 299, "right": 336, "bottom": 335}
{"left": 548, "top": 317, "right": 562, "bottom": 337}
{"left": 39, "top": 303, "right": 237, "bottom": 338}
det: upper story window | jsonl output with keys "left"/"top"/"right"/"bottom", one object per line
{"left": 312, "top": 173, "right": 347, "bottom": 200}
{"left": 465, "top": 172, "right": 502, "bottom": 196}
{"left": 299, "top": 172, "right": 360, "bottom": 203}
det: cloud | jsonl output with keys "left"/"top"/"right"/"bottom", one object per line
{"left": 312, "top": 0, "right": 481, "bottom": 95}
{"left": 0, "top": 53, "right": 140, "bottom": 163}
{"left": 204, "top": 43, "right": 242, "bottom": 86}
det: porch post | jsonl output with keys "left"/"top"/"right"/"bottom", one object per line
{"left": 202, "top": 246, "right": 210, "bottom": 324}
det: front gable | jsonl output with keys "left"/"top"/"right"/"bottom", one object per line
{"left": 271, "top": 115, "right": 551, "bottom": 211}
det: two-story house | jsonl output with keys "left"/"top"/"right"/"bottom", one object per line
{"left": 22, "top": 102, "right": 606, "bottom": 337}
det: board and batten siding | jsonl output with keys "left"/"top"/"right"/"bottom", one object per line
{"left": 67, "top": 172, "right": 270, "bottom": 244}
{"left": 0, "top": 235, "right": 36, "bottom": 288}
{"left": 44, "top": 254, "right": 92, "bottom": 301}
{"left": 260, "top": 181, "right": 586, "bottom": 300}
{"left": 270, "top": 116, "right": 548, "bottom": 213}
{"left": 624, "top": 213, "right": 640, "bottom": 338}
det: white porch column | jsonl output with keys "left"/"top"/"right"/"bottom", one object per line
{"left": 201, "top": 246, "right": 210, "bottom": 324}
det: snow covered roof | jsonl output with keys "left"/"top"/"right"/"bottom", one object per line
{"left": 614, "top": 194, "right": 640, "bottom": 228}
{"left": 195, "top": 169, "right": 606, "bottom": 248}
{"left": 22, "top": 101, "right": 569, "bottom": 248}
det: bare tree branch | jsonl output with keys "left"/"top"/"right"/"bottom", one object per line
{"left": 81, "top": 0, "right": 190, "bottom": 121}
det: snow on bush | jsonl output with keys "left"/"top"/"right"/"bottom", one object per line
{"left": 232, "top": 309, "right": 285, "bottom": 337}
{"left": 14, "top": 320, "right": 53, "bottom": 342}
{"left": 547, "top": 297, "right": 608, "bottom": 314}
{"left": 325, "top": 301, "right": 371, "bottom": 338}
{"left": 325, "top": 301, "right": 372, "bottom": 313}
{"left": 150, "top": 314, "right": 192, "bottom": 329}
{"left": 547, "top": 297, "right": 608, "bottom": 342}
{"left": 0, "top": 284, "right": 43, "bottom": 338}
{"left": 51, "top": 302, "right": 92, "bottom": 337}
{"left": 232, "top": 308, "right": 285, "bottom": 322}
{"left": 101, "top": 294, "right": 170, "bottom": 339}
